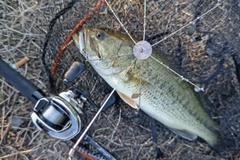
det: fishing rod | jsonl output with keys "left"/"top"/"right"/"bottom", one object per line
{"left": 0, "top": 56, "right": 116, "bottom": 160}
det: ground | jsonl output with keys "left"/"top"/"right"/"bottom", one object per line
{"left": 0, "top": 0, "right": 240, "bottom": 160}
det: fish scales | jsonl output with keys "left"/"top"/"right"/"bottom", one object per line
{"left": 124, "top": 57, "right": 216, "bottom": 134}
{"left": 72, "top": 27, "right": 224, "bottom": 151}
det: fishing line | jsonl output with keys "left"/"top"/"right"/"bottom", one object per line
{"left": 151, "top": 1, "right": 222, "bottom": 47}
{"left": 103, "top": 0, "right": 222, "bottom": 91}
{"left": 104, "top": 0, "right": 137, "bottom": 44}
{"left": 68, "top": 58, "right": 137, "bottom": 159}
{"left": 143, "top": 0, "right": 147, "bottom": 41}
{"left": 150, "top": 55, "right": 204, "bottom": 91}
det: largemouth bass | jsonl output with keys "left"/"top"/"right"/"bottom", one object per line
{"left": 72, "top": 27, "right": 223, "bottom": 151}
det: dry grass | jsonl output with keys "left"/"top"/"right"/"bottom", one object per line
{"left": 0, "top": 0, "right": 72, "bottom": 159}
{"left": 0, "top": 0, "right": 240, "bottom": 160}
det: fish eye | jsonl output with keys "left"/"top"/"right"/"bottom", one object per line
{"left": 96, "top": 32, "right": 105, "bottom": 40}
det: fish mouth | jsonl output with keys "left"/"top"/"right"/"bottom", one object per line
{"left": 72, "top": 28, "right": 86, "bottom": 55}
{"left": 78, "top": 27, "right": 100, "bottom": 59}
{"left": 75, "top": 27, "right": 92, "bottom": 53}
{"left": 78, "top": 28, "right": 86, "bottom": 54}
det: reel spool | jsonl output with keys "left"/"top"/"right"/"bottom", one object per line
{"left": 31, "top": 91, "right": 83, "bottom": 140}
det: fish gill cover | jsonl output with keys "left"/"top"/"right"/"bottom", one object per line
{"left": 41, "top": 0, "right": 240, "bottom": 159}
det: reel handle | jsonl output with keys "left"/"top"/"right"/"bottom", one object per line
{"left": 0, "top": 57, "right": 44, "bottom": 103}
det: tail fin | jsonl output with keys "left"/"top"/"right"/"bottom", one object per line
{"left": 210, "top": 132, "right": 226, "bottom": 153}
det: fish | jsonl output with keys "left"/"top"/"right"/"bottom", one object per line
{"left": 72, "top": 27, "right": 224, "bottom": 152}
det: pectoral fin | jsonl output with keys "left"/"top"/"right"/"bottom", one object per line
{"left": 169, "top": 128, "right": 198, "bottom": 141}
{"left": 117, "top": 91, "right": 139, "bottom": 109}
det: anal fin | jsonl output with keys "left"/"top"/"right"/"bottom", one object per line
{"left": 169, "top": 128, "right": 198, "bottom": 141}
